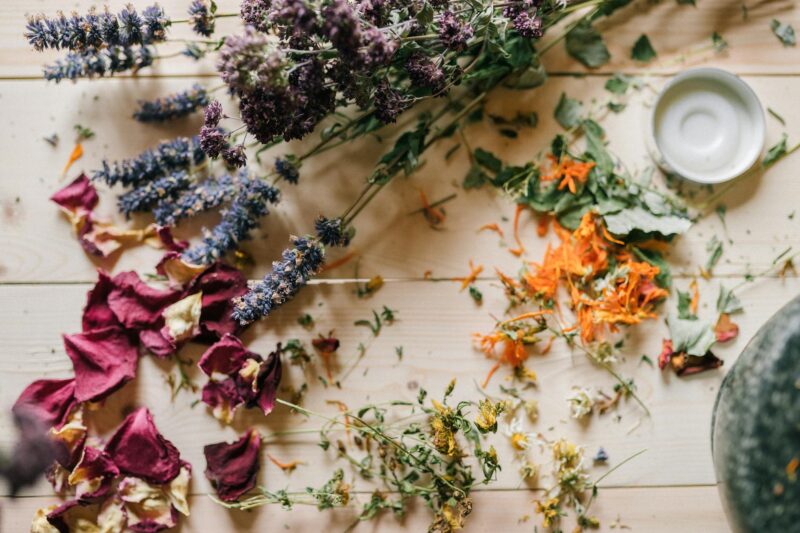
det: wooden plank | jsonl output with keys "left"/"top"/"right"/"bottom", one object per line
{"left": 1, "top": 0, "right": 799, "bottom": 78}
{"left": 0, "top": 276, "right": 797, "bottom": 497}
{"left": 0, "top": 75, "right": 798, "bottom": 283}
{"left": 0, "top": 485, "right": 730, "bottom": 532}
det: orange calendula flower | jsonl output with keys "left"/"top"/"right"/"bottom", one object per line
{"left": 454, "top": 259, "right": 483, "bottom": 291}
{"left": 541, "top": 154, "right": 595, "bottom": 194}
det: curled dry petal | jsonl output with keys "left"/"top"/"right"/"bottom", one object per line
{"left": 104, "top": 407, "right": 182, "bottom": 484}
{"left": 155, "top": 226, "right": 189, "bottom": 252}
{"left": 714, "top": 313, "right": 739, "bottom": 342}
{"left": 69, "top": 446, "right": 120, "bottom": 501}
{"left": 156, "top": 251, "right": 206, "bottom": 287}
{"left": 50, "top": 174, "right": 99, "bottom": 218}
{"left": 49, "top": 408, "right": 88, "bottom": 469}
{"left": 118, "top": 464, "right": 191, "bottom": 532}
{"left": 138, "top": 328, "right": 178, "bottom": 359}
{"left": 161, "top": 291, "right": 203, "bottom": 343}
{"left": 108, "top": 271, "right": 183, "bottom": 329}
{"left": 253, "top": 347, "right": 282, "bottom": 416}
{"left": 12, "top": 378, "right": 77, "bottom": 429}
{"left": 203, "top": 429, "right": 261, "bottom": 502}
{"left": 198, "top": 333, "right": 254, "bottom": 376}
{"left": 657, "top": 338, "right": 673, "bottom": 370}
{"left": 186, "top": 262, "right": 248, "bottom": 341}
{"left": 201, "top": 379, "right": 243, "bottom": 424}
{"left": 63, "top": 326, "right": 139, "bottom": 403}
{"left": 34, "top": 496, "right": 126, "bottom": 533}
{"left": 82, "top": 270, "right": 122, "bottom": 330}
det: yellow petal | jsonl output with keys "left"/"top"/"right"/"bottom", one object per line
{"left": 160, "top": 256, "right": 206, "bottom": 287}
{"left": 166, "top": 466, "right": 191, "bottom": 516}
{"left": 163, "top": 292, "right": 203, "bottom": 342}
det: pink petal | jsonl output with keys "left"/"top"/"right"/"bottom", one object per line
{"left": 203, "top": 429, "right": 261, "bottom": 502}
{"left": 201, "top": 379, "right": 244, "bottom": 422}
{"left": 50, "top": 174, "right": 98, "bottom": 215}
{"left": 104, "top": 408, "right": 182, "bottom": 484}
{"left": 70, "top": 445, "right": 120, "bottom": 501}
{"left": 63, "top": 326, "right": 139, "bottom": 403}
{"left": 82, "top": 270, "right": 121, "bottom": 331}
{"left": 197, "top": 334, "right": 253, "bottom": 376}
{"left": 252, "top": 347, "right": 282, "bottom": 416}
{"left": 156, "top": 226, "right": 188, "bottom": 252}
{"left": 186, "top": 263, "right": 248, "bottom": 341}
{"left": 108, "top": 271, "right": 182, "bottom": 329}
{"left": 657, "top": 338, "right": 673, "bottom": 370}
{"left": 12, "top": 378, "right": 77, "bottom": 429}
{"left": 138, "top": 329, "right": 177, "bottom": 359}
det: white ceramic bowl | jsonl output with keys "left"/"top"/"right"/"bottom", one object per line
{"left": 650, "top": 67, "right": 765, "bottom": 184}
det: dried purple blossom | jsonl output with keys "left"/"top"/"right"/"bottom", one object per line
{"left": 503, "top": 1, "right": 543, "bottom": 39}
{"left": 153, "top": 173, "right": 238, "bottom": 226}
{"left": 141, "top": 4, "right": 171, "bottom": 44}
{"left": 232, "top": 236, "right": 325, "bottom": 325}
{"left": 269, "top": 0, "right": 319, "bottom": 46}
{"left": 183, "top": 42, "right": 206, "bottom": 60}
{"left": 315, "top": 216, "right": 350, "bottom": 247}
{"left": 182, "top": 178, "right": 281, "bottom": 265}
{"left": 405, "top": 52, "right": 447, "bottom": 94}
{"left": 274, "top": 157, "right": 299, "bottom": 184}
{"left": 438, "top": 11, "right": 474, "bottom": 51}
{"left": 322, "top": 0, "right": 362, "bottom": 60}
{"left": 133, "top": 84, "right": 209, "bottom": 122}
{"left": 216, "top": 28, "right": 278, "bottom": 94}
{"left": 240, "top": 0, "right": 272, "bottom": 32}
{"left": 43, "top": 45, "right": 154, "bottom": 83}
{"left": 204, "top": 99, "right": 224, "bottom": 127}
{"left": 361, "top": 28, "right": 398, "bottom": 67}
{"left": 222, "top": 145, "right": 248, "bottom": 168}
{"left": 189, "top": 0, "right": 216, "bottom": 37}
{"left": 117, "top": 171, "right": 191, "bottom": 218}
{"left": 94, "top": 136, "right": 205, "bottom": 187}
{"left": 118, "top": 5, "right": 144, "bottom": 45}
{"left": 374, "top": 80, "right": 409, "bottom": 124}
{"left": 199, "top": 126, "right": 229, "bottom": 158}
{"left": 358, "top": 0, "right": 389, "bottom": 26}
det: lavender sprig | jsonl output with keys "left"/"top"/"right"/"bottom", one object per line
{"left": 232, "top": 236, "right": 325, "bottom": 325}
{"left": 117, "top": 171, "right": 191, "bottom": 218}
{"left": 189, "top": 0, "right": 216, "bottom": 37}
{"left": 93, "top": 136, "right": 206, "bottom": 187}
{"left": 182, "top": 177, "right": 281, "bottom": 265}
{"left": 25, "top": 5, "right": 170, "bottom": 52}
{"left": 43, "top": 45, "right": 154, "bottom": 83}
{"left": 153, "top": 173, "right": 238, "bottom": 226}
{"left": 133, "top": 84, "right": 210, "bottom": 122}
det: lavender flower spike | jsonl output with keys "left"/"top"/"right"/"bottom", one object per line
{"left": 232, "top": 236, "right": 325, "bottom": 325}
{"left": 117, "top": 171, "right": 191, "bottom": 218}
{"left": 153, "top": 173, "right": 238, "bottom": 226}
{"left": 189, "top": 0, "right": 216, "bottom": 37}
{"left": 133, "top": 84, "right": 210, "bottom": 122}
{"left": 182, "top": 177, "right": 280, "bottom": 265}
{"left": 43, "top": 45, "right": 154, "bottom": 83}
{"left": 93, "top": 136, "right": 206, "bottom": 187}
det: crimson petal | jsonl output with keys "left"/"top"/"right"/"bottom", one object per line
{"left": 12, "top": 378, "right": 77, "bottom": 429}
{"left": 139, "top": 328, "right": 178, "bottom": 359}
{"left": 104, "top": 407, "right": 182, "bottom": 484}
{"left": 203, "top": 429, "right": 261, "bottom": 502}
{"left": 50, "top": 174, "right": 98, "bottom": 215}
{"left": 186, "top": 263, "right": 248, "bottom": 341}
{"left": 63, "top": 326, "right": 138, "bottom": 403}
{"left": 82, "top": 270, "right": 122, "bottom": 331}
{"left": 107, "top": 271, "right": 182, "bottom": 330}
{"left": 252, "top": 347, "right": 282, "bottom": 416}
{"left": 70, "top": 446, "right": 120, "bottom": 501}
{"left": 198, "top": 334, "right": 253, "bottom": 376}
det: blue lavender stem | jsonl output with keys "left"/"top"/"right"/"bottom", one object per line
{"left": 153, "top": 173, "right": 238, "bottom": 226}
{"left": 117, "top": 171, "right": 191, "bottom": 218}
{"left": 182, "top": 177, "right": 281, "bottom": 265}
{"left": 93, "top": 136, "right": 206, "bottom": 188}
{"left": 43, "top": 45, "right": 154, "bottom": 83}
{"left": 232, "top": 236, "right": 325, "bottom": 325}
{"left": 133, "top": 85, "right": 210, "bottom": 122}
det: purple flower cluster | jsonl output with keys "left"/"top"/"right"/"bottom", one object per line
{"left": 153, "top": 173, "right": 238, "bottom": 226}
{"left": 117, "top": 171, "right": 191, "bottom": 218}
{"left": 503, "top": 0, "right": 543, "bottom": 39}
{"left": 274, "top": 157, "right": 299, "bottom": 184}
{"left": 240, "top": 0, "right": 272, "bottom": 32}
{"left": 43, "top": 45, "right": 154, "bottom": 83}
{"left": 182, "top": 177, "right": 281, "bottom": 265}
{"left": 405, "top": 53, "right": 447, "bottom": 94}
{"left": 315, "top": 216, "right": 350, "bottom": 247}
{"left": 188, "top": 0, "right": 216, "bottom": 37}
{"left": 232, "top": 236, "right": 325, "bottom": 325}
{"left": 94, "top": 136, "right": 206, "bottom": 187}
{"left": 373, "top": 80, "right": 409, "bottom": 124}
{"left": 438, "top": 11, "right": 474, "bottom": 51}
{"left": 25, "top": 5, "right": 170, "bottom": 52}
{"left": 133, "top": 84, "right": 209, "bottom": 122}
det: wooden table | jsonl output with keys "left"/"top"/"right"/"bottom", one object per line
{"left": 1, "top": 0, "right": 798, "bottom": 531}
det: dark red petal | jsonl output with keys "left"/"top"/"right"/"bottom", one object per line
{"left": 63, "top": 326, "right": 139, "bottom": 403}
{"left": 201, "top": 379, "right": 244, "bottom": 415}
{"left": 203, "top": 429, "right": 261, "bottom": 502}
{"left": 107, "top": 271, "right": 182, "bottom": 329}
{"left": 252, "top": 347, "right": 282, "bottom": 416}
{"left": 127, "top": 509, "right": 179, "bottom": 533}
{"left": 675, "top": 352, "right": 724, "bottom": 376}
{"left": 50, "top": 174, "right": 98, "bottom": 215}
{"left": 12, "top": 378, "right": 77, "bottom": 429}
{"left": 71, "top": 446, "right": 119, "bottom": 501}
{"left": 82, "top": 270, "right": 121, "bottom": 331}
{"left": 104, "top": 408, "right": 182, "bottom": 484}
{"left": 139, "top": 328, "right": 177, "bottom": 359}
{"left": 46, "top": 499, "right": 82, "bottom": 533}
{"left": 77, "top": 216, "right": 105, "bottom": 257}
{"left": 156, "top": 226, "right": 188, "bottom": 252}
{"left": 197, "top": 334, "right": 254, "bottom": 376}
{"left": 187, "top": 263, "right": 248, "bottom": 342}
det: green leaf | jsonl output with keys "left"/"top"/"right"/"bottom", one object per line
{"left": 607, "top": 102, "right": 626, "bottom": 113}
{"left": 770, "top": 19, "right": 796, "bottom": 47}
{"left": 565, "top": 21, "right": 611, "bottom": 68}
{"left": 705, "top": 235, "right": 723, "bottom": 272}
{"left": 603, "top": 206, "right": 691, "bottom": 237}
{"left": 631, "top": 34, "right": 657, "bottom": 62}
{"left": 763, "top": 133, "right": 788, "bottom": 168}
{"left": 604, "top": 73, "right": 631, "bottom": 94}
{"left": 463, "top": 165, "right": 488, "bottom": 189}
{"left": 677, "top": 290, "right": 695, "bottom": 320}
{"left": 632, "top": 247, "right": 672, "bottom": 288}
{"left": 504, "top": 34, "right": 534, "bottom": 69}
{"left": 554, "top": 93, "right": 583, "bottom": 129}
{"left": 716, "top": 285, "right": 743, "bottom": 314}
{"left": 474, "top": 148, "right": 502, "bottom": 173}
{"left": 503, "top": 63, "right": 547, "bottom": 89}
{"left": 712, "top": 32, "right": 728, "bottom": 52}
{"left": 582, "top": 119, "right": 614, "bottom": 175}
{"left": 668, "top": 313, "right": 716, "bottom": 356}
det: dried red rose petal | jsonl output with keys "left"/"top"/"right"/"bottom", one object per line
{"left": 45, "top": 499, "right": 83, "bottom": 533}
{"left": 12, "top": 378, "right": 77, "bottom": 429}
{"left": 63, "top": 326, "right": 139, "bottom": 403}
{"left": 69, "top": 445, "right": 119, "bottom": 501}
{"left": 138, "top": 328, "right": 178, "bottom": 359}
{"left": 657, "top": 338, "right": 673, "bottom": 370}
{"left": 156, "top": 226, "right": 189, "bottom": 252}
{"left": 198, "top": 334, "right": 254, "bottom": 376}
{"left": 204, "top": 429, "right": 261, "bottom": 502}
{"left": 104, "top": 408, "right": 182, "bottom": 484}
{"left": 673, "top": 352, "right": 724, "bottom": 376}
{"left": 107, "top": 271, "right": 182, "bottom": 330}
{"left": 82, "top": 270, "right": 121, "bottom": 331}
{"left": 201, "top": 379, "right": 245, "bottom": 423}
{"left": 186, "top": 263, "right": 248, "bottom": 341}
{"left": 252, "top": 347, "right": 282, "bottom": 416}
{"left": 50, "top": 174, "right": 98, "bottom": 215}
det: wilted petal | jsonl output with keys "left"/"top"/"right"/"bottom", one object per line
{"left": 63, "top": 326, "right": 138, "bottom": 403}
{"left": 49, "top": 408, "right": 87, "bottom": 470}
{"left": 203, "top": 429, "right": 261, "bottom": 502}
{"left": 118, "top": 476, "right": 177, "bottom": 532}
{"left": 714, "top": 313, "right": 739, "bottom": 343}
{"left": 673, "top": 352, "right": 724, "bottom": 376}
{"left": 197, "top": 334, "right": 253, "bottom": 377}
{"left": 12, "top": 378, "right": 77, "bottom": 429}
{"left": 96, "top": 497, "right": 127, "bottom": 533}
{"left": 69, "top": 446, "right": 120, "bottom": 501}
{"left": 46, "top": 462, "right": 72, "bottom": 495}
{"left": 657, "top": 338, "right": 673, "bottom": 370}
{"left": 138, "top": 329, "right": 177, "bottom": 359}
{"left": 44, "top": 500, "right": 100, "bottom": 533}
{"left": 82, "top": 271, "right": 121, "bottom": 331}
{"left": 252, "top": 347, "right": 282, "bottom": 416}
{"left": 32, "top": 505, "right": 60, "bottom": 533}
{"left": 186, "top": 263, "right": 248, "bottom": 341}
{"left": 104, "top": 408, "right": 182, "bottom": 484}
{"left": 155, "top": 251, "right": 206, "bottom": 288}
{"left": 108, "top": 272, "right": 182, "bottom": 330}
{"left": 161, "top": 292, "right": 202, "bottom": 343}
{"left": 50, "top": 174, "right": 98, "bottom": 217}
{"left": 201, "top": 380, "right": 243, "bottom": 424}
{"left": 155, "top": 226, "right": 189, "bottom": 252}
{"left": 166, "top": 464, "right": 192, "bottom": 516}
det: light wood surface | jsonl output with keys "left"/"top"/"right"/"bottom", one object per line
{"left": 2, "top": 0, "right": 799, "bottom": 531}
